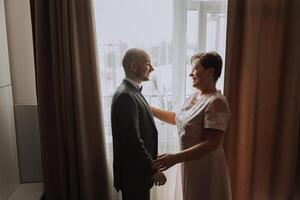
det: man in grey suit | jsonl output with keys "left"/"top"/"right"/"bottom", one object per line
{"left": 111, "top": 48, "right": 166, "bottom": 200}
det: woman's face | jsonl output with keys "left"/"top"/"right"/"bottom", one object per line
{"left": 189, "top": 58, "right": 211, "bottom": 89}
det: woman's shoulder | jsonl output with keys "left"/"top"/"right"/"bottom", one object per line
{"left": 212, "top": 91, "right": 228, "bottom": 102}
{"left": 208, "top": 91, "right": 230, "bottom": 113}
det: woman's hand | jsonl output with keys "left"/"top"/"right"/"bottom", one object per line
{"left": 153, "top": 153, "right": 178, "bottom": 171}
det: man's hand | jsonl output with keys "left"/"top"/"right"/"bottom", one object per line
{"left": 153, "top": 170, "right": 167, "bottom": 186}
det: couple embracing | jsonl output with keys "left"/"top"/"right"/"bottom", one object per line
{"left": 111, "top": 48, "right": 231, "bottom": 200}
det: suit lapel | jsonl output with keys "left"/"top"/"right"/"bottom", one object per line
{"left": 122, "top": 80, "right": 157, "bottom": 128}
{"left": 134, "top": 92, "right": 156, "bottom": 125}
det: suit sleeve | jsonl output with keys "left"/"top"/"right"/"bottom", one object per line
{"left": 112, "top": 93, "right": 156, "bottom": 176}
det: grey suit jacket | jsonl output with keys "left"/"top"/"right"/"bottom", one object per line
{"left": 111, "top": 79, "right": 158, "bottom": 193}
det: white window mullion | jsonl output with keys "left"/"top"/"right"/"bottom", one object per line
{"left": 172, "top": 0, "right": 187, "bottom": 112}
{"left": 198, "top": 2, "right": 207, "bottom": 52}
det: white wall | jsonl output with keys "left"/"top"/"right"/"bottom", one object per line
{"left": 0, "top": 0, "right": 10, "bottom": 87}
{"left": 4, "top": 0, "right": 36, "bottom": 105}
{"left": 0, "top": 0, "right": 20, "bottom": 198}
{"left": 4, "top": 0, "right": 42, "bottom": 183}
{"left": 0, "top": 86, "right": 20, "bottom": 199}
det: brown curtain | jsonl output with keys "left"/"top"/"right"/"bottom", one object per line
{"left": 31, "top": 0, "right": 110, "bottom": 199}
{"left": 224, "top": 0, "right": 300, "bottom": 199}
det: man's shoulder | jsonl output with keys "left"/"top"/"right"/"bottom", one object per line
{"left": 112, "top": 85, "right": 136, "bottom": 105}
{"left": 113, "top": 84, "right": 132, "bottom": 98}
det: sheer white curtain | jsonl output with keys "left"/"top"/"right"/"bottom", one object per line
{"left": 93, "top": 0, "right": 227, "bottom": 199}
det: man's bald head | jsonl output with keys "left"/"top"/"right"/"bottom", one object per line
{"left": 122, "top": 48, "right": 148, "bottom": 74}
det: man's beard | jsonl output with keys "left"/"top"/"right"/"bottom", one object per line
{"left": 136, "top": 71, "right": 149, "bottom": 81}
{"left": 143, "top": 76, "right": 149, "bottom": 81}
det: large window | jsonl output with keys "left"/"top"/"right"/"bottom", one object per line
{"left": 185, "top": 1, "right": 227, "bottom": 95}
{"left": 94, "top": 0, "right": 227, "bottom": 199}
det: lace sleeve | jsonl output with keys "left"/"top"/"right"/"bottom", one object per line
{"left": 204, "top": 97, "right": 230, "bottom": 132}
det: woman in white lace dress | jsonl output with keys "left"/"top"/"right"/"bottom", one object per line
{"left": 151, "top": 52, "right": 231, "bottom": 200}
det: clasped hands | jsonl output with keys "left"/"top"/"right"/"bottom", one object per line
{"left": 152, "top": 153, "right": 177, "bottom": 186}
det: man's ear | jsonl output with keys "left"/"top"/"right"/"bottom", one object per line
{"left": 129, "top": 62, "right": 137, "bottom": 72}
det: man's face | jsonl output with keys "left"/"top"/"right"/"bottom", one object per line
{"left": 135, "top": 52, "right": 154, "bottom": 82}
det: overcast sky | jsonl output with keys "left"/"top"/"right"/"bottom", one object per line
{"left": 93, "top": 0, "right": 174, "bottom": 47}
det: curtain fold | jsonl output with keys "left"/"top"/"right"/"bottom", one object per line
{"left": 224, "top": 0, "right": 300, "bottom": 199}
{"left": 31, "top": 0, "right": 110, "bottom": 199}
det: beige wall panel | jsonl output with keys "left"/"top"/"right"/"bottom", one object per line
{"left": 0, "top": 0, "right": 11, "bottom": 87}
